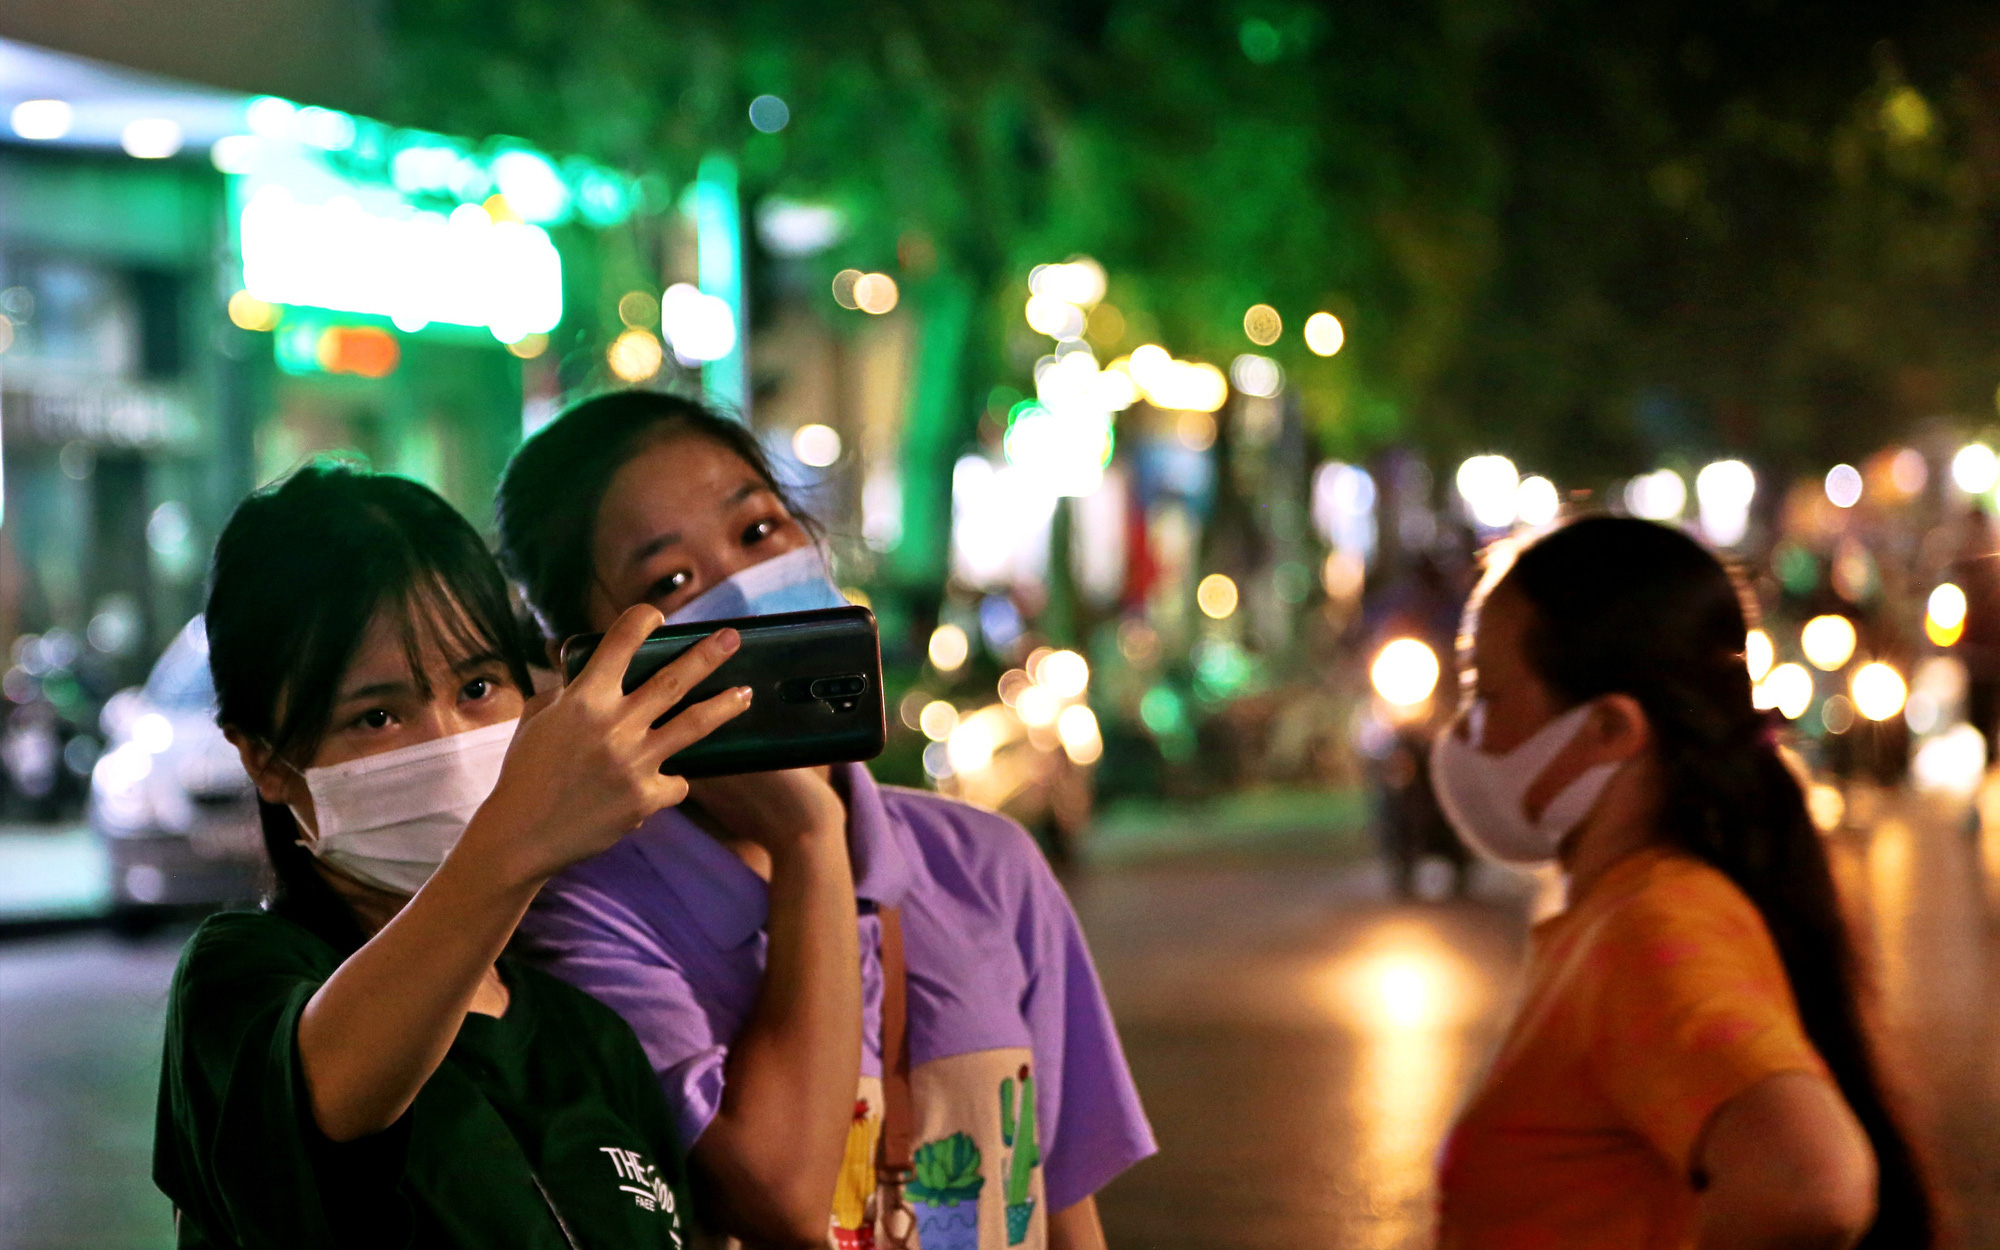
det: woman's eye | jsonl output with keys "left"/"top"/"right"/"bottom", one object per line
{"left": 461, "top": 677, "right": 495, "bottom": 702}
{"left": 742, "top": 518, "right": 777, "bottom": 546}
{"left": 357, "top": 708, "right": 393, "bottom": 730}
{"left": 648, "top": 570, "right": 692, "bottom": 599}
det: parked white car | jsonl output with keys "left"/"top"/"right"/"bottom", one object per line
{"left": 90, "top": 617, "right": 262, "bottom": 917}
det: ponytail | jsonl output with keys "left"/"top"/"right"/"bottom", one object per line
{"left": 1500, "top": 516, "right": 1934, "bottom": 1247}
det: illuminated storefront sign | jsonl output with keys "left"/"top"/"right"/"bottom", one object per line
{"left": 240, "top": 188, "right": 561, "bottom": 341}
{"left": 224, "top": 100, "right": 639, "bottom": 344}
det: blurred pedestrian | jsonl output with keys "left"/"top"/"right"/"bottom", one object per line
{"left": 1948, "top": 504, "right": 2000, "bottom": 764}
{"left": 155, "top": 467, "right": 747, "bottom": 1247}
{"left": 496, "top": 391, "right": 1154, "bottom": 1250}
{"left": 1431, "top": 517, "right": 1932, "bottom": 1249}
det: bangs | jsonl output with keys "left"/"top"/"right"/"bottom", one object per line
{"left": 387, "top": 572, "right": 523, "bottom": 703}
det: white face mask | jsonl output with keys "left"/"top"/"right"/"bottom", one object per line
{"left": 1428, "top": 701, "right": 1621, "bottom": 865}
{"left": 294, "top": 718, "right": 518, "bottom": 895}
{"left": 664, "top": 545, "right": 849, "bottom": 624}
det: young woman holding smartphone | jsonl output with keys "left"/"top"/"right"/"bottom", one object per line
{"left": 496, "top": 392, "right": 1155, "bottom": 1250}
{"left": 154, "top": 465, "right": 749, "bottom": 1248}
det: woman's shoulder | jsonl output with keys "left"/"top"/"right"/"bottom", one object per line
{"left": 876, "top": 784, "right": 1052, "bottom": 882}
{"left": 1584, "top": 849, "right": 1775, "bottom": 959}
{"left": 175, "top": 908, "right": 339, "bottom": 983}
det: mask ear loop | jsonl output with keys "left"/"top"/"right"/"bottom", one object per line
{"left": 265, "top": 754, "right": 321, "bottom": 852}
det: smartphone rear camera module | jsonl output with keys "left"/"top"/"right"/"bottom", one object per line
{"left": 809, "top": 674, "right": 868, "bottom": 712}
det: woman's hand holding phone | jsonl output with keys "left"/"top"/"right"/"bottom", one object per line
{"left": 472, "top": 604, "right": 751, "bottom": 886}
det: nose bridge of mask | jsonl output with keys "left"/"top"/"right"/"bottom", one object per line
{"left": 304, "top": 718, "right": 517, "bottom": 840}
{"left": 665, "top": 544, "right": 846, "bottom": 624}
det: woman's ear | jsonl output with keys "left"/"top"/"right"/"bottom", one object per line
{"left": 1593, "top": 695, "right": 1653, "bottom": 762}
{"left": 223, "top": 727, "right": 292, "bottom": 806}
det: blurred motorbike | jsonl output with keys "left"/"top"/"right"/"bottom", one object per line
{"left": 1363, "top": 636, "right": 1470, "bottom": 897}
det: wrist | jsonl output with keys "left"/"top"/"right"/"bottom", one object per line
{"left": 764, "top": 818, "right": 849, "bottom": 865}
{"left": 449, "top": 810, "right": 554, "bottom": 897}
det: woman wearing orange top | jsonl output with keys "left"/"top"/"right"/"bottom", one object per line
{"left": 1431, "top": 517, "right": 1932, "bottom": 1250}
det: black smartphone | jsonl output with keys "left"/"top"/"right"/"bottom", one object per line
{"left": 559, "top": 605, "right": 886, "bottom": 778}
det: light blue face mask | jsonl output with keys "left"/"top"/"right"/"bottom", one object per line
{"left": 663, "top": 545, "right": 850, "bottom": 624}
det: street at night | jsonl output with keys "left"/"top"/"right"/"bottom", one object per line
{"left": 12, "top": 785, "right": 2000, "bottom": 1248}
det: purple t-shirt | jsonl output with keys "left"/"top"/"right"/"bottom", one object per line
{"left": 515, "top": 762, "right": 1156, "bottom": 1213}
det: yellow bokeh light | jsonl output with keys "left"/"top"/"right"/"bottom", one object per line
{"left": 927, "top": 623, "right": 970, "bottom": 672}
{"left": 607, "top": 327, "right": 663, "bottom": 381}
{"left": 506, "top": 332, "right": 549, "bottom": 359}
{"left": 1242, "top": 303, "right": 1282, "bottom": 346}
{"left": 1756, "top": 662, "right": 1813, "bottom": 720}
{"left": 227, "top": 290, "right": 281, "bottom": 332}
{"left": 618, "top": 289, "right": 660, "bottom": 328}
{"left": 919, "top": 700, "right": 959, "bottom": 742}
{"left": 1800, "top": 614, "right": 1857, "bottom": 672}
{"left": 1196, "top": 573, "right": 1239, "bottom": 619}
{"left": 1745, "top": 629, "right": 1773, "bottom": 681}
{"left": 1303, "top": 311, "right": 1345, "bottom": 356}
{"left": 1177, "top": 411, "right": 1217, "bottom": 452}
{"left": 1851, "top": 662, "right": 1907, "bottom": 722}
{"left": 1015, "top": 685, "right": 1060, "bottom": 728}
{"left": 1056, "top": 704, "right": 1102, "bottom": 765}
{"left": 1929, "top": 583, "right": 1968, "bottom": 632}
{"left": 854, "top": 273, "right": 899, "bottom": 315}
{"left": 1038, "top": 650, "right": 1090, "bottom": 698}
{"left": 1371, "top": 638, "right": 1441, "bottom": 707}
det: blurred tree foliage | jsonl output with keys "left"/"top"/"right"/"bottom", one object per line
{"left": 384, "top": 0, "right": 2000, "bottom": 491}
{"left": 1445, "top": 0, "right": 2000, "bottom": 484}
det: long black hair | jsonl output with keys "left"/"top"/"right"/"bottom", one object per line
{"left": 495, "top": 390, "right": 807, "bottom": 644}
{"left": 205, "top": 465, "right": 535, "bottom": 952}
{"left": 1493, "top": 515, "right": 1932, "bottom": 1246}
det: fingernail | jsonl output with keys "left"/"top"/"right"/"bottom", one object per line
{"left": 716, "top": 628, "right": 741, "bottom": 654}
{"left": 736, "top": 685, "right": 754, "bottom": 703}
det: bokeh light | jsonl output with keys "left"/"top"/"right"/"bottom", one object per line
{"left": 792, "top": 423, "right": 842, "bottom": 467}
{"left": 1623, "top": 469, "right": 1686, "bottom": 521}
{"left": 606, "top": 328, "right": 662, "bottom": 381}
{"left": 1953, "top": 443, "right": 1999, "bottom": 495}
{"left": 1824, "top": 463, "right": 1863, "bottom": 509}
{"left": 1695, "top": 460, "right": 1756, "bottom": 546}
{"left": 1853, "top": 662, "right": 1908, "bottom": 722}
{"left": 1038, "top": 650, "right": 1091, "bottom": 698}
{"left": 919, "top": 700, "right": 959, "bottom": 742}
{"left": 1455, "top": 455, "right": 1519, "bottom": 529}
{"left": 1303, "top": 311, "right": 1345, "bottom": 356}
{"left": 1745, "top": 629, "right": 1773, "bottom": 681}
{"left": 1514, "top": 475, "right": 1559, "bottom": 527}
{"left": 1371, "top": 639, "right": 1441, "bottom": 707}
{"left": 1057, "top": 705, "right": 1104, "bottom": 765}
{"left": 854, "top": 273, "right": 899, "bottom": 315}
{"left": 1243, "top": 303, "right": 1282, "bottom": 346}
{"left": 1196, "top": 573, "right": 1239, "bottom": 620}
{"left": 1756, "top": 662, "right": 1813, "bottom": 720}
{"left": 1928, "top": 582, "right": 1968, "bottom": 646}
{"left": 748, "top": 94, "right": 791, "bottom": 133}
{"left": 928, "top": 623, "right": 970, "bottom": 672}
{"left": 226, "top": 291, "right": 280, "bottom": 332}
{"left": 1801, "top": 614, "right": 1857, "bottom": 671}
{"left": 10, "top": 99, "right": 72, "bottom": 141}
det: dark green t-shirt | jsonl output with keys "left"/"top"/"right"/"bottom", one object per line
{"left": 154, "top": 910, "right": 691, "bottom": 1250}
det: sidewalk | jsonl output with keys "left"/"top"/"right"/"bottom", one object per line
{"left": 0, "top": 825, "right": 111, "bottom": 925}
{"left": 1084, "top": 786, "right": 1372, "bottom": 865}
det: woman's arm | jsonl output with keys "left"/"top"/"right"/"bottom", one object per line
{"left": 1694, "top": 1071, "right": 1878, "bottom": 1250}
{"left": 684, "top": 770, "right": 862, "bottom": 1250}
{"left": 297, "top": 613, "right": 746, "bottom": 1143}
